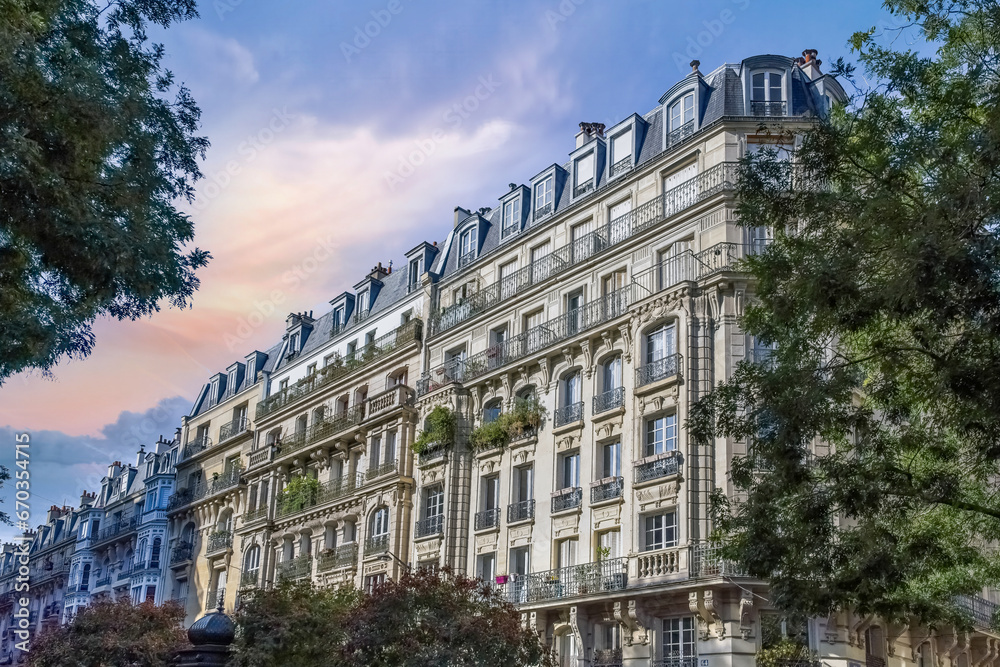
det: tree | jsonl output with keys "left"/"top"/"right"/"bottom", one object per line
{"left": 0, "top": 0, "right": 210, "bottom": 382}
{"left": 230, "top": 570, "right": 553, "bottom": 667}
{"left": 690, "top": 0, "right": 1000, "bottom": 630}
{"left": 28, "top": 599, "right": 187, "bottom": 667}
{"left": 229, "top": 579, "right": 358, "bottom": 667}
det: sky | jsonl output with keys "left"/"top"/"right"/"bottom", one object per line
{"left": 0, "top": 0, "right": 922, "bottom": 538}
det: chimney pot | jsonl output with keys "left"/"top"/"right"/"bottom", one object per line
{"left": 690, "top": 59, "right": 700, "bottom": 72}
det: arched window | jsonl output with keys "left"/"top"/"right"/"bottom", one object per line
{"left": 483, "top": 399, "right": 502, "bottom": 424}
{"left": 641, "top": 322, "right": 678, "bottom": 386}
{"left": 370, "top": 508, "right": 389, "bottom": 538}
{"left": 136, "top": 538, "right": 147, "bottom": 566}
{"left": 556, "top": 371, "right": 583, "bottom": 427}
{"left": 243, "top": 545, "right": 261, "bottom": 577}
{"left": 602, "top": 355, "right": 622, "bottom": 392}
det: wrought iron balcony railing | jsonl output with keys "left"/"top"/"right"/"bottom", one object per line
{"left": 240, "top": 570, "right": 259, "bottom": 588}
{"left": 458, "top": 251, "right": 477, "bottom": 269}
{"left": 317, "top": 543, "right": 359, "bottom": 571}
{"left": 206, "top": 588, "right": 225, "bottom": 611}
{"left": 592, "top": 387, "right": 625, "bottom": 414}
{"left": 364, "top": 535, "right": 389, "bottom": 556}
{"left": 219, "top": 416, "right": 249, "bottom": 442}
{"left": 166, "top": 465, "right": 243, "bottom": 512}
{"left": 554, "top": 401, "right": 584, "bottom": 427}
{"left": 635, "top": 451, "right": 681, "bottom": 483}
{"left": 366, "top": 460, "right": 397, "bottom": 481}
{"left": 611, "top": 155, "right": 631, "bottom": 177}
{"left": 533, "top": 202, "right": 553, "bottom": 220}
{"left": 573, "top": 180, "right": 594, "bottom": 198}
{"left": 750, "top": 100, "right": 787, "bottom": 116}
{"left": 276, "top": 555, "right": 312, "bottom": 581}
{"left": 666, "top": 120, "right": 695, "bottom": 148}
{"left": 256, "top": 319, "right": 422, "bottom": 419}
{"left": 689, "top": 541, "right": 749, "bottom": 578}
{"left": 636, "top": 353, "right": 682, "bottom": 387}
{"left": 507, "top": 499, "right": 535, "bottom": 523}
{"left": 590, "top": 477, "right": 624, "bottom": 503}
{"left": 475, "top": 508, "right": 500, "bottom": 531}
{"left": 275, "top": 473, "right": 364, "bottom": 520}
{"left": 955, "top": 594, "right": 1000, "bottom": 629}
{"left": 551, "top": 487, "right": 582, "bottom": 513}
{"left": 206, "top": 530, "right": 233, "bottom": 553}
{"left": 94, "top": 514, "right": 139, "bottom": 543}
{"left": 170, "top": 542, "right": 193, "bottom": 565}
{"left": 498, "top": 557, "right": 628, "bottom": 605}
{"left": 242, "top": 506, "right": 268, "bottom": 524}
{"left": 415, "top": 515, "right": 444, "bottom": 538}
{"left": 653, "top": 656, "right": 699, "bottom": 667}
{"left": 183, "top": 434, "right": 212, "bottom": 459}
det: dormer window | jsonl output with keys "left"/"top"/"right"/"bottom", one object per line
{"left": 573, "top": 152, "right": 595, "bottom": 198}
{"left": 288, "top": 333, "right": 299, "bottom": 354}
{"left": 209, "top": 379, "right": 219, "bottom": 406}
{"left": 227, "top": 369, "right": 237, "bottom": 394}
{"left": 610, "top": 129, "right": 633, "bottom": 177}
{"left": 502, "top": 198, "right": 521, "bottom": 239}
{"left": 668, "top": 93, "right": 695, "bottom": 147}
{"left": 751, "top": 72, "right": 784, "bottom": 116}
{"left": 246, "top": 358, "right": 256, "bottom": 385}
{"left": 458, "top": 227, "right": 476, "bottom": 268}
{"left": 407, "top": 258, "right": 422, "bottom": 292}
{"left": 358, "top": 291, "right": 370, "bottom": 314}
{"left": 332, "top": 306, "right": 345, "bottom": 330}
{"left": 534, "top": 176, "right": 553, "bottom": 219}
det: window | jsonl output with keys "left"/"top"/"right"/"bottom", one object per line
{"left": 563, "top": 371, "right": 582, "bottom": 407}
{"left": 643, "top": 511, "right": 677, "bottom": 551}
{"left": 762, "top": 614, "right": 810, "bottom": 651}
{"left": 80, "top": 563, "right": 91, "bottom": 591}
{"left": 289, "top": 333, "right": 299, "bottom": 353}
{"left": 598, "top": 529, "right": 621, "bottom": 559}
{"left": 408, "top": 258, "right": 422, "bottom": 290}
{"left": 557, "top": 538, "right": 578, "bottom": 568}
{"left": 575, "top": 152, "right": 594, "bottom": 188}
{"left": 559, "top": 452, "right": 580, "bottom": 489}
{"left": 523, "top": 308, "right": 544, "bottom": 332}
{"left": 385, "top": 431, "right": 397, "bottom": 464}
{"left": 227, "top": 369, "right": 237, "bottom": 393}
{"left": 425, "top": 487, "right": 444, "bottom": 519}
{"left": 306, "top": 363, "right": 316, "bottom": 376}
{"left": 244, "top": 545, "right": 261, "bottom": 579}
{"left": 459, "top": 227, "right": 476, "bottom": 262}
{"left": 646, "top": 323, "right": 677, "bottom": 364}
{"left": 669, "top": 93, "right": 695, "bottom": 131}
{"left": 611, "top": 129, "right": 632, "bottom": 170}
{"left": 502, "top": 198, "right": 521, "bottom": 237}
{"left": 608, "top": 199, "right": 632, "bottom": 240}
{"left": 601, "top": 441, "right": 622, "bottom": 478}
{"left": 279, "top": 379, "right": 289, "bottom": 392}
{"left": 357, "top": 290, "right": 370, "bottom": 314}
{"left": 477, "top": 552, "right": 497, "bottom": 581}
{"left": 645, "top": 415, "right": 678, "bottom": 456}
{"left": 499, "top": 260, "right": 519, "bottom": 299}
{"left": 364, "top": 573, "right": 386, "bottom": 594}
{"left": 602, "top": 355, "right": 622, "bottom": 393}
{"left": 482, "top": 475, "right": 500, "bottom": 511}
{"left": 514, "top": 465, "right": 533, "bottom": 502}
{"left": 510, "top": 546, "right": 530, "bottom": 575}
{"left": 483, "top": 400, "right": 502, "bottom": 424}
{"left": 752, "top": 72, "right": 782, "bottom": 101}
{"left": 370, "top": 436, "right": 381, "bottom": 467}
{"left": 246, "top": 357, "right": 256, "bottom": 384}
{"left": 333, "top": 307, "right": 345, "bottom": 327}
{"left": 150, "top": 538, "right": 161, "bottom": 567}
{"left": 662, "top": 617, "right": 697, "bottom": 661}
{"left": 370, "top": 508, "right": 389, "bottom": 537}
{"left": 535, "top": 176, "right": 554, "bottom": 213}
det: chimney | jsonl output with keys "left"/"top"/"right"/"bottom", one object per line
{"left": 369, "top": 262, "right": 389, "bottom": 281}
{"left": 109, "top": 461, "right": 121, "bottom": 478}
{"left": 576, "top": 122, "right": 607, "bottom": 148}
{"left": 800, "top": 49, "right": 822, "bottom": 80}
{"left": 136, "top": 446, "right": 145, "bottom": 468}
{"left": 79, "top": 491, "right": 96, "bottom": 508}
{"left": 453, "top": 207, "right": 471, "bottom": 228}
{"left": 690, "top": 59, "right": 700, "bottom": 73}
{"left": 46, "top": 506, "right": 61, "bottom": 524}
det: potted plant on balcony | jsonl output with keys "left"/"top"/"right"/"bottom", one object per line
{"left": 411, "top": 405, "right": 456, "bottom": 455}
{"left": 470, "top": 418, "right": 509, "bottom": 452}
{"left": 508, "top": 396, "right": 546, "bottom": 438}
{"left": 280, "top": 476, "right": 321, "bottom": 514}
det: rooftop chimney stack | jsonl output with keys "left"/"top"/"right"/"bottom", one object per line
{"left": 369, "top": 262, "right": 389, "bottom": 281}
{"left": 800, "top": 49, "right": 822, "bottom": 80}
{"left": 690, "top": 59, "right": 700, "bottom": 73}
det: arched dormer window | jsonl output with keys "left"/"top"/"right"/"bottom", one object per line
{"left": 458, "top": 225, "right": 477, "bottom": 268}
{"left": 751, "top": 71, "right": 784, "bottom": 116}
{"left": 667, "top": 92, "right": 695, "bottom": 147}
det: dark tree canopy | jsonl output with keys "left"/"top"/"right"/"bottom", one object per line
{"left": 690, "top": 0, "right": 1000, "bottom": 630}
{"left": 230, "top": 570, "right": 554, "bottom": 667}
{"left": 0, "top": 0, "right": 210, "bottom": 381}
{"left": 28, "top": 599, "right": 187, "bottom": 667}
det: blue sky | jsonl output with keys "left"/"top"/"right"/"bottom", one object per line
{"left": 0, "top": 0, "right": 920, "bottom": 541}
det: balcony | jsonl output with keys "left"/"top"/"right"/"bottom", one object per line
{"left": 256, "top": 319, "right": 422, "bottom": 419}
{"left": 170, "top": 542, "right": 194, "bottom": 565}
{"left": 592, "top": 387, "right": 625, "bottom": 415}
{"left": 166, "top": 466, "right": 243, "bottom": 512}
{"left": 573, "top": 180, "right": 594, "bottom": 198}
{"left": 414, "top": 515, "right": 444, "bottom": 539}
{"left": 635, "top": 545, "right": 685, "bottom": 581}
{"left": 418, "top": 444, "right": 448, "bottom": 464}
{"left": 364, "top": 535, "right": 389, "bottom": 556}
{"left": 533, "top": 201, "right": 553, "bottom": 220}
{"left": 94, "top": 575, "right": 112, "bottom": 588}
{"left": 365, "top": 460, "right": 397, "bottom": 481}
{"left": 272, "top": 406, "right": 365, "bottom": 464}
{"left": 239, "top": 570, "right": 259, "bottom": 588}
{"left": 594, "top": 648, "right": 623, "bottom": 667}
{"left": 247, "top": 447, "right": 274, "bottom": 468}
{"left": 690, "top": 542, "right": 748, "bottom": 578}
{"left": 666, "top": 120, "right": 695, "bottom": 149}
{"left": 653, "top": 657, "right": 698, "bottom": 667}
{"left": 955, "top": 594, "right": 1000, "bottom": 629}
{"left": 317, "top": 543, "right": 358, "bottom": 572}
{"left": 636, "top": 353, "right": 681, "bottom": 387}
{"left": 206, "top": 588, "right": 225, "bottom": 611}
{"left": 458, "top": 251, "right": 477, "bottom": 269}
{"left": 499, "top": 557, "right": 628, "bottom": 605}
{"left": 610, "top": 156, "right": 631, "bottom": 178}
{"left": 551, "top": 488, "right": 582, "bottom": 513}
{"left": 242, "top": 506, "right": 268, "bottom": 525}
{"left": 116, "top": 567, "right": 132, "bottom": 582}
{"left": 219, "top": 416, "right": 249, "bottom": 442}
{"left": 474, "top": 508, "right": 500, "bottom": 531}
{"left": 590, "top": 477, "right": 624, "bottom": 503}
{"left": 183, "top": 434, "right": 212, "bottom": 459}
{"left": 553, "top": 402, "right": 584, "bottom": 428}
{"left": 94, "top": 514, "right": 139, "bottom": 544}
{"left": 751, "top": 100, "right": 787, "bottom": 116}
{"left": 276, "top": 555, "right": 312, "bottom": 581}
{"left": 635, "top": 451, "right": 682, "bottom": 483}
{"left": 507, "top": 499, "right": 534, "bottom": 523}
{"left": 275, "top": 473, "right": 364, "bottom": 520}
{"left": 366, "top": 385, "right": 415, "bottom": 419}
{"left": 206, "top": 530, "right": 233, "bottom": 554}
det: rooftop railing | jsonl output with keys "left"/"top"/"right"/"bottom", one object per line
{"left": 256, "top": 319, "right": 422, "bottom": 419}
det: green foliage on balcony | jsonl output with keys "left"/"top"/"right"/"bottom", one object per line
{"left": 469, "top": 397, "right": 546, "bottom": 451}
{"left": 411, "top": 405, "right": 455, "bottom": 454}
{"left": 278, "top": 476, "right": 320, "bottom": 515}
{"left": 756, "top": 639, "right": 816, "bottom": 667}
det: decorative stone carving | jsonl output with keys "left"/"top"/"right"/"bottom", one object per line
{"left": 618, "top": 323, "right": 633, "bottom": 363}
{"left": 475, "top": 533, "right": 498, "bottom": 553}
{"left": 739, "top": 590, "right": 754, "bottom": 640}
{"left": 704, "top": 590, "right": 725, "bottom": 639}
{"left": 614, "top": 600, "right": 650, "bottom": 646}
{"left": 581, "top": 340, "right": 593, "bottom": 377}
{"left": 556, "top": 435, "right": 578, "bottom": 451}
{"left": 592, "top": 505, "right": 621, "bottom": 530}
{"left": 552, "top": 514, "right": 579, "bottom": 538}
{"left": 635, "top": 480, "right": 681, "bottom": 511}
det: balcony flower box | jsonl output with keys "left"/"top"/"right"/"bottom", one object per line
{"left": 495, "top": 575, "right": 508, "bottom": 584}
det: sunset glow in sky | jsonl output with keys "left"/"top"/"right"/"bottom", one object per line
{"left": 0, "top": 0, "right": 912, "bottom": 533}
